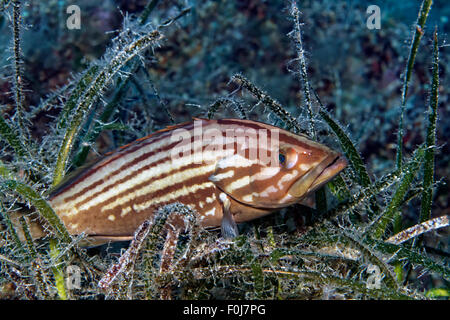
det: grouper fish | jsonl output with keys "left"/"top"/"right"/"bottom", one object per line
{"left": 26, "top": 118, "right": 348, "bottom": 242}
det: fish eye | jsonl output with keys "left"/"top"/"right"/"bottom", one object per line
{"left": 279, "top": 147, "right": 298, "bottom": 169}
{"left": 279, "top": 153, "right": 286, "bottom": 165}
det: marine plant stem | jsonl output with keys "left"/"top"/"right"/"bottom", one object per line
{"left": 0, "top": 179, "right": 72, "bottom": 242}
{"left": 72, "top": 76, "right": 131, "bottom": 167}
{"left": 419, "top": 28, "right": 439, "bottom": 223}
{"left": 369, "top": 146, "right": 425, "bottom": 239}
{"left": 231, "top": 74, "right": 305, "bottom": 134}
{"left": 1, "top": 159, "right": 60, "bottom": 243}
{"left": 364, "top": 237, "right": 450, "bottom": 279}
{"left": 99, "top": 204, "right": 171, "bottom": 294}
{"left": 318, "top": 108, "right": 371, "bottom": 187}
{"left": 289, "top": 2, "right": 329, "bottom": 212}
{"left": 139, "top": 0, "right": 160, "bottom": 25}
{"left": 57, "top": 66, "right": 100, "bottom": 131}
{"left": 290, "top": 1, "right": 315, "bottom": 138}
{"left": 19, "top": 216, "right": 37, "bottom": 258}
{"left": 309, "top": 88, "right": 373, "bottom": 214}
{"left": 139, "top": 67, "right": 175, "bottom": 123}
{"left": 20, "top": 217, "right": 50, "bottom": 299}
{"left": 386, "top": 215, "right": 449, "bottom": 245}
{"left": 206, "top": 97, "right": 244, "bottom": 120}
{"left": 0, "top": 203, "right": 26, "bottom": 255}
{"left": 11, "top": 0, "right": 27, "bottom": 138}
{"left": 49, "top": 238, "right": 68, "bottom": 300}
{"left": 396, "top": 0, "right": 433, "bottom": 170}
{"left": 0, "top": 114, "right": 28, "bottom": 158}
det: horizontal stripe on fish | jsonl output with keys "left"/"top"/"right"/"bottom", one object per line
{"left": 131, "top": 181, "right": 216, "bottom": 213}
{"left": 49, "top": 120, "right": 263, "bottom": 202}
{"left": 51, "top": 122, "right": 225, "bottom": 209}
{"left": 54, "top": 132, "right": 277, "bottom": 213}
{"left": 225, "top": 175, "right": 251, "bottom": 193}
{"left": 52, "top": 119, "right": 273, "bottom": 207}
{"left": 50, "top": 129, "right": 180, "bottom": 203}
{"left": 99, "top": 164, "right": 217, "bottom": 214}
{"left": 53, "top": 138, "right": 180, "bottom": 208}
{"left": 63, "top": 179, "right": 222, "bottom": 235}
{"left": 53, "top": 137, "right": 197, "bottom": 211}
{"left": 209, "top": 170, "right": 235, "bottom": 182}
{"left": 56, "top": 146, "right": 235, "bottom": 216}
{"left": 105, "top": 184, "right": 220, "bottom": 221}
{"left": 43, "top": 118, "right": 347, "bottom": 240}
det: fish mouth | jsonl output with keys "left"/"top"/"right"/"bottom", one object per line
{"left": 308, "top": 155, "right": 347, "bottom": 191}
{"left": 288, "top": 153, "right": 347, "bottom": 198}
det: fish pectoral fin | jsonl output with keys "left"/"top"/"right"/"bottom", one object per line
{"left": 219, "top": 193, "right": 239, "bottom": 239}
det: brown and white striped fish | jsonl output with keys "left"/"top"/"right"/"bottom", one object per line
{"left": 47, "top": 118, "right": 347, "bottom": 241}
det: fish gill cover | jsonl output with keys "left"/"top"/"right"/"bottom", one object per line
{"left": 0, "top": 0, "right": 448, "bottom": 300}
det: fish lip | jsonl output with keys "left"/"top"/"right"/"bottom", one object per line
{"left": 288, "top": 153, "right": 347, "bottom": 198}
{"left": 308, "top": 154, "right": 347, "bottom": 191}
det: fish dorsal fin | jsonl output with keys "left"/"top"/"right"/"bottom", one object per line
{"left": 105, "top": 120, "right": 195, "bottom": 156}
